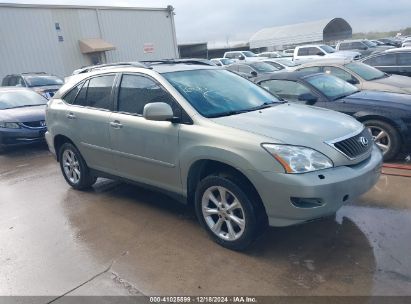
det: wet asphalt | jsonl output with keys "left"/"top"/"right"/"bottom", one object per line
{"left": 0, "top": 144, "right": 410, "bottom": 299}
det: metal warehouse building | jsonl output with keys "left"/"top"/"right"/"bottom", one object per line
{"left": 249, "top": 18, "right": 352, "bottom": 51}
{"left": 0, "top": 3, "right": 179, "bottom": 80}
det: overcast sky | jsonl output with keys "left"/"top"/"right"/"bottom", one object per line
{"left": 3, "top": 0, "right": 411, "bottom": 44}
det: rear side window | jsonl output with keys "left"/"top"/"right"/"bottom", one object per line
{"left": 2, "top": 77, "right": 10, "bottom": 86}
{"left": 86, "top": 75, "right": 115, "bottom": 110}
{"left": 297, "top": 48, "right": 308, "bottom": 56}
{"left": 398, "top": 53, "right": 411, "bottom": 65}
{"left": 74, "top": 80, "right": 89, "bottom": 106}
{"left": 118, "top": 74, "right": 176, "bottom": 115}
{"left": 225, "top": 53, "right": 236, "bottom": 59}
{"left": 63, "top": 82, "right": 83, "bottom": 104}
{"left": 338, "top": 43, "right": 351, "bottom": 50}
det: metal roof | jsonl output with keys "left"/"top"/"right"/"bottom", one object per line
{"left": 249, "top": 18, "right": 352, "bottom": 49}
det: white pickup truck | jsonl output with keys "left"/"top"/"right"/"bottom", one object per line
{"left": 293, "top": 44, "right": 361, "bottom": 64}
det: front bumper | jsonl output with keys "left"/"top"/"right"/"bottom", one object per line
{"left": 249, "top": 145, "right": 383, "bottom": 227}
{"left": 0, "top": 127, "right": 47, "bottom": 147}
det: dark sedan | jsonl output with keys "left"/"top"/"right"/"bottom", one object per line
{"left": 361, "top": 49, "right": 411, "bottom": 77}
{"left": 255, "top": 72, "right": 411, "bottom": 161}
{"left": 0, "top": 87, "right": 48, "bottom": 151}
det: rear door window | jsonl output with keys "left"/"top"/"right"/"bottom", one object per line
{"left": 86, "top": 75, "right": 115, "bottom": 110}
{"left": 297, "top": 48, "right": 308, "bottom": 56}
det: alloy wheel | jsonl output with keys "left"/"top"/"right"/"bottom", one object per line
{"left": 201, "top": 186, "right": 246, "bottom": 241}
{"left": 367, "top": 126, "right": 391, "bottom": 155}
{"left": 62, "top": 149, "right": 81, "bottom": 184}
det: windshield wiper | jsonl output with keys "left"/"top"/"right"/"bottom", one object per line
{"left": 3, "top": 104, "right": 45, "bottom": 109}
{"left": 208, "top": 102, "right": 278, "bottom": 118}
{"left": 333, "top": 92, "right": 357, "bottom": 100}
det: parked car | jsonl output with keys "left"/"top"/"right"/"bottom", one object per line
{"left": 0, "top": 87, "right": 48, "bottom": 151}
{"left": 210, "top": 58, "right": 235, "bottom": 66}
{"left": 296, "top": 60, "right": 411, "bottom": 94}
{"left": 45, "top": 60, "right": 381, "bottom": 250}
{"left": 263, "top": 58, "right": 299, "bottom": 72}
{"left": 293, "top": 44, "right": 361, "bottom": 64}
{"left": 2, "top": 72, "right": 64, "bottom": 100}
{"left": 360, "top": 48, "right": 411, "bottom": 77}
{"left": 223, "top": 51, "right": 265, "bottom": 62}
{"left": 336, "top": 39, "right": 393, "bottom": 57}
{"left": 378, "top": 38, "right": 402, "bottom": 48}
{"left": 226, "top": 62, "right": 280, "bottom": 79}
{"left": 370, "top": 40, "right": 385, "bottom": 46}
{"left": 255, "top": 72, "right": 411, "bottom": 160}
{"left": 402, "top": 42, "right": 411, "bottom": 48}
{"left": 257, "top": 51, "right": 282, "bottom": 58}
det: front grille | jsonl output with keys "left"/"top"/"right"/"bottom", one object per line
{"left": 21, "top": 121, "right": 46, "bottom": 128}
{"left": 330, "top": 129, "right": 372, "bottom": 159}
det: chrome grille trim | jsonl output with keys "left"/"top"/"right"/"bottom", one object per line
{"left": 325, "top": 128, "right": 373, "bottom": 160}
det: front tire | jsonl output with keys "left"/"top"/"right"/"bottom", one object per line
{"left": 59, "top": 142, "right": 96, "bottom": 190}
{"left": 364, "top": 120, "right": 401, "bottom": 161}
{"left": 194, "top": 175, "right": 265, "bottom": 251}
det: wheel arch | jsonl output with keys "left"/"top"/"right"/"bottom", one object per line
{"left": 186, "top": 159, "right": 267, "bottom": 216}
{"left": 53, "top": 134, "right": 76, "bottom": 162}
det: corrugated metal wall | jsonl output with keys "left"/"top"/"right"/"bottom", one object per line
{"left": 0, "top": 5, "right": 178, "bottom": 80}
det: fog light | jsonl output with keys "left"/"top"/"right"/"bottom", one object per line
{"left": 290, "top": 197, "right": 324, "bottom": 208}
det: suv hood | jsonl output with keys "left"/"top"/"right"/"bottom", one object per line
{"left": 371, "top": 74, "right": 411, "bottom": 93}
{"left": 0, "top": 105, "right": 46, "bottom": 123}
{"left": 211, "top": 103, "right": 362, "bottom": 151}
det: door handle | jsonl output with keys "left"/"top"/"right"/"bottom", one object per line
{"left": 66, "top": 113, "right": 76, "bottom": 120}
{"left": 110, "top": 121, "right": 123, "bottom": 129}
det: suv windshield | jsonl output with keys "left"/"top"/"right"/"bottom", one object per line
{"left": 0, "top": 90, "right": 47, "bottom": 110}
{"left": 163, "top": 69, "right": 280, "bottom": 118}
{"left": 305, "top": 74, "right": 359, "bottom": 100}
{"left": 345, "top": 62, "right": 386, "bottom": 81}
{"left": 250, "top": 62, "right": 278, "bottom": 72}
{"left": 243, "top": 51, "right": 258, "bottom": 57}
{"left": 24, "top": 75, "right": 64, "bottom": 87}
{"left": 320, "top": 45, "right": 335, "bottom": 53}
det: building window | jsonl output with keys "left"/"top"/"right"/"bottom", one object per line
{"left": 55, "top": 22, "right": 61, "bottom": 30}
{"left": 58, "top": 35, "right": 64, "bottom": 42}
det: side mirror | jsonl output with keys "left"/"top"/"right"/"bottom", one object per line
{"left": 347, "top": 78, "right": 359, "bottom": 85}
{"left": 251, "top": 71, "right": 258, "bottom": 77}
{"left": 238, "top": 55, "right": 245, "bottom": 60}
{"left": 317, "top": 52, "right": 325, "bottom": 56}
{"left": 361, "top": 46, "right": 368, "bottom": 50}
{"left": 143, "top": 102, "right": 175, "bottom": 122}
{"left": 298, "top": 93, "right": 318, "bottom": 105}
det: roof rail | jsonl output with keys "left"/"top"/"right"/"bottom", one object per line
{"left": 73, "top": 61, "right": 150, "bottom": 75}
{"left": 142, "top": 59, "right": 215, "bottom": 66}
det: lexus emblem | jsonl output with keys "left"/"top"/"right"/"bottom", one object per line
{"left": 359, "top": 136, "right": 369, "bottom": 147}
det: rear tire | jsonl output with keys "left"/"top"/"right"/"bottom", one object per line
{"left": 363, "top": 120, "right": 401, "bottom": 161}
{"left": 194, "top": 175, "right": 266, "bottom": 251}
{"left": 59, "top": 142, "right": 96, "bottom": 190}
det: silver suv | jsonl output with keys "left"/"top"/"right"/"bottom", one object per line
{"left": 46, "top": 60, "right": 382, "bottom": 250}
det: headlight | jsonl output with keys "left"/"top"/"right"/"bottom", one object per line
{"left": 0, "top": 122, "right": 21, "bottom": 129}
{"left": 262, "top": 144, "right": 333, "bottom": 173}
